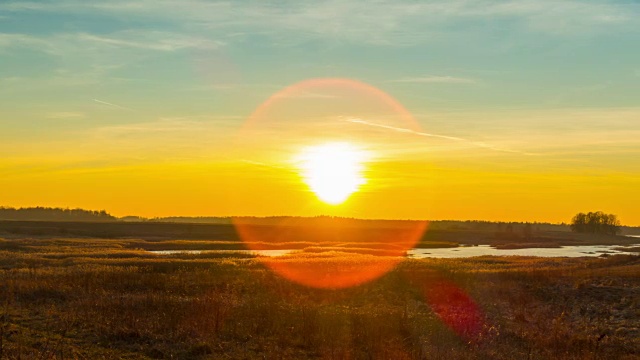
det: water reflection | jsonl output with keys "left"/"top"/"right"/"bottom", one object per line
{"left": 150, "top": 249, "right": 295, "bottom": 257}
{"left": 149, "top": 244, "right": 639, "bottom": 258}
{"left": 408, "top": 244, "right": 640, "bottom": 258}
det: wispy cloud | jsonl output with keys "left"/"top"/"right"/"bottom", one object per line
{"left": 0, "top": 30, "right": 223, "bottom": 94}
{"left": 0, "top": 33, "right": 47, "bottom": 50}
{"left": 344, "top": 117, "right": 537, "bottom": 155}
{"left": 1, "top": 0, "right": 637, "bottom": 46}
{"left": 273, "top": 91, "right": 338, "bottom": 100}
{"left": 93, "top": 99, "right": 135, "bottom": 111}
{"left": 0, "top": 31, "right": 220, "bottom": 54}
{"left": 46, "top": 112, "right": 85, "bottom": 119}
{"left": 391, "top": 76, "right": 477, "bottom": 84}
{"left": 24, "top": 116, "right": 244, "bottom": 163}
{"left": 184, "top": 83, "right": 282, "bottom": 93}
{"left": 74, "top": 32, "right": 221, "bottom": 52}
{"left": 93, "top": 116, "right": 240, "bottom": 136}
{"left": 411, "top": 107, "right": 640, "bottom": 157}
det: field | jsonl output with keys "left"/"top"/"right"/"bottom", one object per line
{"left": 2, "top": 220, "right": 637, "bottom": 249}
{"left": 0, "top": 228, "right": 639, "bottom": 359}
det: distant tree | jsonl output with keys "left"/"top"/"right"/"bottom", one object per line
{"left": 570, "top": 211, "right": 620, "bottom": 235}
{"left": 0, "top": 206, "right": 116, "bottom": 222}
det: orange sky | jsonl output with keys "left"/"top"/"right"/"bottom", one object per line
{"left": 2, "top": 78, "right": 639, "bottom": 225}
{"left": 1, "top": 140, "right": 638, "bottom": 225}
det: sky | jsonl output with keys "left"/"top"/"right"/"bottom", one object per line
{"left": 1, "top": 0, "right": 639, "bottom": 225}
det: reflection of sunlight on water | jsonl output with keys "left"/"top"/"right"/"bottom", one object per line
{"left": 234, "top": 221, "right": 427, "bottom": 289}
{"left": 150, "top": 249, "right": 296, "bottom": 256}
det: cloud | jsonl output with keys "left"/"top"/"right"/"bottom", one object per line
{"left": 73, "top": 32, "right": 221, "bottom": 52}
{"left": 1, "top": 0, "right": 637, "bottom": 46}
{"left": 95, "top": 120, "right": 198, "bottom": 135}
{"left": 93, "top": 99, "right": 135, "bottom": 111}
{"left": 391, "top": 76, "right": 477, "bottom": 84}
{"left": 184, "top": 83, "right": 282, "bottom": 92}
{"left": 46, "top": 116, "right": 245, "bottom": 162}
{"left": 273, "top": 91, "right": 338, "bottom": 100}
{"left": 484, "top": 1, "right": 634, "bottom": 35}
{"left": 46, "top": 112, "right": 85, "bottom": 119}
{"left": 344, "top": 117, "right": 538, "bottom": 155}
{"left": 0, "top": 30, "right": 206, "bottom": 92}
{"left": 92, "top": 115, "right": 242, "bottom": 137}
{"left": 0, "top": 72, "right": 135, "bottom": 94}
{"left": 0, "top": 30, "right": 221, "bottom": 55}
{"left": 411, "top": 107, "right": 640, "bottom": 158}
{"left": 0, "top": 33, "right": 47, "bottom": 50}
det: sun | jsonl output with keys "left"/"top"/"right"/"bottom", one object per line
{"left": 296, "top": 143, "right": 367, "bottom": 205}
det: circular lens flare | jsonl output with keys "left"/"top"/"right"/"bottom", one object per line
{"left": 297, "top": 142, "right": 367, "bottom": 205}
{"left": 233, "top": 77, "right": 429, "bottom": 289}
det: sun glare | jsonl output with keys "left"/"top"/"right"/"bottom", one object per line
{"left": 297, "top": 143, "right": 367, "bottom": 205}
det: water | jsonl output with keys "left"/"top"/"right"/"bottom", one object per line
{"left": 407, "top": 244, "right": 639, "bottom": 259}
{"left": 150, "top": 244, "right": 639, "bottom": 258}
{"left": 150, "top": 249, "right": 294, "bottom": 257}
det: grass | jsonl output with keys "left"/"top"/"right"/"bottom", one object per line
{"left": 0, "top": 236, "right": 638, "bottom": 359}
{"left": 3, "top": 220, "right": 637, "bottom": 250}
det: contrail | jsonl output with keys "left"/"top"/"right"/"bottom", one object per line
{"left": 346, "top": 118, "right": 464, "bottom": 142}
{"left": 93, "top": 99, "right": 134, "bottom": 111}
{"left": 344, "top": 117, "right": 537, "bottom": 156}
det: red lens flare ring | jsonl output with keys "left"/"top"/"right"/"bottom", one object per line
{"left": 233, "top": 77, "right": 428, "bottom": 289}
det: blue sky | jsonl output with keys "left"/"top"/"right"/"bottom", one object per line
{"left": 2, "top": 0, "right": 638, "bottom": 163}
{"left": 1, "top": 1, "right": 639, "bottom": 222}
{"left": 2, "top": 1, "right": 639, "bottom": 112}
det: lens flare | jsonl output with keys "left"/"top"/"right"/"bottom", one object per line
{"left": 404, "top": 270, "right": 486, "bottom": 341}
{"left": 233, "top": 77, "right": 428, "bottom": 289}
{"left": 235, "top": 220, "right": 427, "bottom": 289}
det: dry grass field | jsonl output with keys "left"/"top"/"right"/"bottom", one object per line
{"left": 0, "top": 235, "right": 638, "bottom": 359}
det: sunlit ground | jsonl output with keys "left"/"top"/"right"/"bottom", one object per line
{"left": 0, "top": 236, "right": 638, "bottom": 359}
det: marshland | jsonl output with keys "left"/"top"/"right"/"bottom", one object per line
{"left": 0, "top": 220, "right": 638, "bottom": 359}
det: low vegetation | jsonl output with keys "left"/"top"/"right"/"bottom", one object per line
{"left": 0, "top": 207, "right": 115, "bottom": 222}
{"left": 0, "top": 236, "right": 638, "bottom": 359}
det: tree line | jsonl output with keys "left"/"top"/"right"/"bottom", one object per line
{"left": 0, "top": 206, "right": 116, "bottom": 222}
{"left": 570, "top": 211, "right": 620, "bottom": 235}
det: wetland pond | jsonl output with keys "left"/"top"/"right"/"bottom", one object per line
{"left": 150, "top": 243, "right": 640, "bottom": 258}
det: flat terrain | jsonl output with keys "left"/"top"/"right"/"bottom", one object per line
{"left": 0, "top": 233, "right": 638, "bottom": 359}
{"left": 1, "top": 220, "right": 637, "bottom": 250}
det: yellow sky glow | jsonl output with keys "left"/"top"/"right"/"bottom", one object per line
{"left": 0, "top": 156, "right": 638, "bottom": 225}
{"left": 1, "top": 81, "right": 638, "bottom": 225}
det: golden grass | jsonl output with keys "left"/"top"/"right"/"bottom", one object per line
{"left": 0, "top": 237, "right": 638, "bottom": 359}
